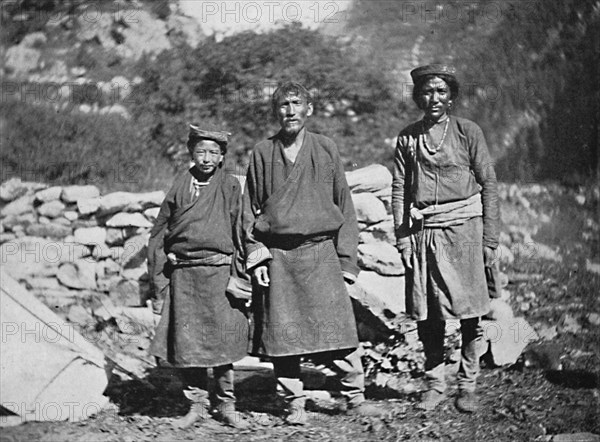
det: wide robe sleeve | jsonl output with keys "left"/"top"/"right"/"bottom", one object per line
{"left": 391, "top": 132, "right": 414, "bottom": 250}
{"left": 242, "top": 150, "right": 273, "bottom": 271}
{"left": 147, "top": 175, "right": 183, "bottom": 301}
{"left": 227, "top": 176, "right": 253, "bottom": 299}
{"left": 464, "top": 122, "right": 499, "bottom": 249}
{"left": 331, "top": 142, "right": 360, "bottom": 279}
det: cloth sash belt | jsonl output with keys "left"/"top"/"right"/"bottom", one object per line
{"left": 410, "top": 193, "right": 483, "bottom": 291}
{"left": 410, "top": 193, "right": 483, "bottom": 228}
{"left": 259, "top": 232, "right": 334, "bottom": 250}
{"left": 171, "top": 252, "right": 232, "bottom": 267}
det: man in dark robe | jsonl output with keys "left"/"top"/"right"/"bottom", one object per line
{"left": 242, "top": 82, "right": 383, "bottom": 424}
{"left": 148, "top": 126, "right": 251, "bottom": 429}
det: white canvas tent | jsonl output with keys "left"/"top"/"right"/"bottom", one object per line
{"left": 0, "top": 270, "right": 109, "bottom": 425}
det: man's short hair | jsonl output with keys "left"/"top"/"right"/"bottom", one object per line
{"left": 271, "top": 82, "right": 313, "bottom": 114}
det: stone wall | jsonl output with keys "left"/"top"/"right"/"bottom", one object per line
{"left": 0, "top": 179, "right": 164, "bottom": 311}
{"left": 0, "top": 165, "right": 549, "bottom": 379}
{"left": 0, "top": 165, "right": 406, "bottom": 335}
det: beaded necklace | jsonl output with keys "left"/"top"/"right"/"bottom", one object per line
{"left": 422, "top": 116, "right": 450, "bottom": 155}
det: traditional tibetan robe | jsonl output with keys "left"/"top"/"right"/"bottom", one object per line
{"left": 243, "top": 131, "right": 360, "bottom": 357}
{"left": 148, "top": 166, "right": 249, "bottom": 367}
{"left": 392, "top": 116, "right": 499, "bottom": 321}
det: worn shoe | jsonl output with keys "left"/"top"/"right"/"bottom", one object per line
{"left": 285, "top": 397, "right": 307, "bottom": 425}
{"left": 416, "top": 390, "right": 446, "bottom": 411}
{"left": 455, "top": 391, "right": 478, "bottom": 413}
{"left": 216, "top": 402, "right": 251, "bottom": 429}
{"left": 348, "top": 401, "right": 386, "bottom": 417}
{"left": 172, "top": 402, "right": 209, "bottom": 429}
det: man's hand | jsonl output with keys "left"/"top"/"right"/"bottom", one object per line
{"left": 483, "top": 245, "right": 496, "bottom": 266}
{"left": 398, "top": 246, "right": 413, "bottom": 270}
{"left": 253, "top": 265, "right": 270, "bottom": 287}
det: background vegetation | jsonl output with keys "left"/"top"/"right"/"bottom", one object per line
{"left": 1, "top": 0, "right": 598, "bottom": 192}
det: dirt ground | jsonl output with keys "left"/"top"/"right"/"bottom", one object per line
{"left": 1, "top": 185, "right": 599, "bottom": 442}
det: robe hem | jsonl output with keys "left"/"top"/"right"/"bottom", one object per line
{"left": 409, "top": 309, "right": 490, "bottom": 322}
{"left": 250, "top": 344, "right": 358, "bottom": 358}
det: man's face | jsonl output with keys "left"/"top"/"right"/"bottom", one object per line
{"left": 416, "top": 76, "right": 452, "bottom": 121}
{"left": 275, "top": 92, "right": 313, "bottom": 137}
{"left": 190, "top": 140, "right": 223, "bottom": 175}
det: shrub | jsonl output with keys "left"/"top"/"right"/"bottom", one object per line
{"left": 0, "top": 101, "right": 176, "bottom": 192}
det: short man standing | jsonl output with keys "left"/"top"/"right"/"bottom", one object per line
{"left": 242, "top": 82, "right": 382, "bottom": 424}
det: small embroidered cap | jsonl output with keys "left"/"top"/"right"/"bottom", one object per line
{"left": 188, "top": 124, "right": 231, "bottom": 145}
{"left": 410, "top": 64, "right": 457, "bottom": 83}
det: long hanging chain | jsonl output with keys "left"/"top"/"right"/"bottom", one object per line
{"left": 422, "top": 117, "right": 449, "bottom": 154}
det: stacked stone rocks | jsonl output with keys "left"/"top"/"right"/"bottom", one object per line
{"left": 0, "top": 178, "right": 164, "bottom": 313}
{"left": 346, "top": 165, "right": 407, "bottom": 338}
{"left": 0, "top": 167, "right": 540, "bottom": 378}
{"left": 0, "top": 167, "right": 407, "bottom": 335}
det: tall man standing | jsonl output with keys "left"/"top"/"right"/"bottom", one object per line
{"left": 242, "top": 82, "right": 382, "bottom": 424}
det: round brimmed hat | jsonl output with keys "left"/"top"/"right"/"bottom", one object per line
{"left": 410, "top": 64, "right": 457, "bottom": 84}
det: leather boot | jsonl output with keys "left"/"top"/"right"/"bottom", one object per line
{"left": 285, "top": 397, "right": 307, "bottom": 425}
{"left": 172, "top": 389, "right": 210, "bottom": 429}
{"left": 216, "top": 402, "right": 251, "bottom": 429}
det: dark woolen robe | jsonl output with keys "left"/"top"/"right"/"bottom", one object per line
{"left": 148, "top": 166, "right": 249, "bottom": 367}
{"left": 243, "top": 130, "right": 360, "bottom": 357}
{"left": 392, "top": 116, "right": 499, "bottom": 321}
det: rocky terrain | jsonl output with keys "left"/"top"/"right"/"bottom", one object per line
{"left": 1, "top": 166, "right": 598, "bottom": 441}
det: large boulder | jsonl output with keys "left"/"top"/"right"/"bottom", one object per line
{"left": 483, "top": 317, "right": 538, "bottom": 366}
{"left": 73, "top": 227, "right": 107, "bottom": 246}
{"left": 358, "top": 242, "right": 404, "bottom": 276}
{"left": 26, "top": 277, "right": 61, "bottom": 291}
{"left": 98, "top": 191, "right": 165, "bottom": 215}
{"left": 346, "top": 282, "right": 395, "bottom": 342}
{"left": 57, "top": 260, "right": 98, "bottom": 290}
{"left": 61, "top": 185, "right": 100, "bottom": 203}
{"left": 35, "top": 186, "right": 63, "bottom": 203}
{"left": 364, "top": 219, "right": 397, "bottom": 244}
{"left": 2, "top": 212, "right": 37, "bottom": 231}
{"left": 109, "top": 279, "right": 142, "bottom": 307}
{"left": 106, "top": 212, "right": 153, "bottom": 228}
{"left": 77, "top": 197, "right": 101, "bottom": 215}
{"left": 37, "top": 200, "right": 66, "bottom": 218}
{"left": 120, "top": 233, "right": 150, "bottom": 268}
{"left": 105, "top": 228, "right": 126, "bottom": 246}
{"left": 0, "top": 179, "right": 46, "bottom": 202}
{"left": 352, "top": 193, "right": 388, "bottom": 224}
{"left": 25, "top": 222, "right": 71, "bottom": 239}
{"left": 356, "top": 271, "right": 405, "bottom": 318}
{"left": 346, "top": 165, "right": 392, "bottom": 193}
{"left": 1, "top": 194, "right": 35, "bottom": 217}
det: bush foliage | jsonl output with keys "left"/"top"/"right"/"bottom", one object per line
{"left": 131, "top": 23, "right": 407, "bottom": 174}
{"left": 1, "top": 0, "right": 597, "bottom": 191}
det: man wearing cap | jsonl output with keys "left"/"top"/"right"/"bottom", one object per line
{"left": 242, "top": 82, "right": 383, "bottom": 424}
{"left": 392, "top": 65, "right": 499, "bottom": 412}
{"left": 148, "top": 126, "right": 251, "bottom": 428}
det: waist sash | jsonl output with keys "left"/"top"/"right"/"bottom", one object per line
{"left": 171, "top": 252, "right": 232, "bottom": 267}
{"left": 411, "top": 193, "right": 483, "bottom": 229}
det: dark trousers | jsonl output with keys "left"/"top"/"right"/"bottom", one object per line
{"left": 272, "top": 348, "right": 366, "bottom": 406}
{"left": 417, "top": 317, "right": 484, "bottom": 393}
{"left": 180, "top": 364, "right": 235, "bottom": 404}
